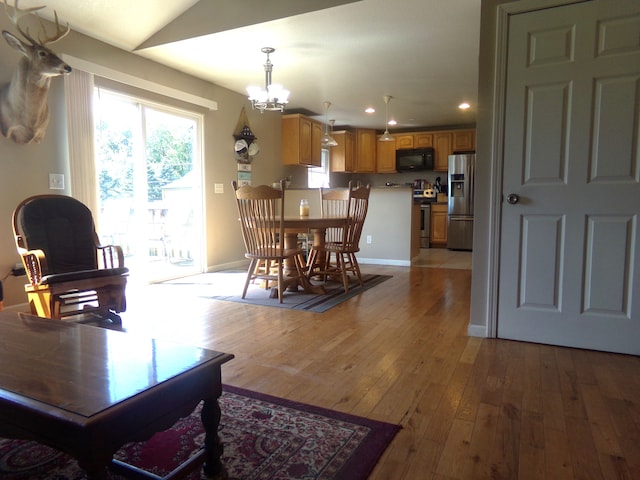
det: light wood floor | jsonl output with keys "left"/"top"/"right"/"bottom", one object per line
{"left": 120, "top": 264, "right": 640, "bottom": 480}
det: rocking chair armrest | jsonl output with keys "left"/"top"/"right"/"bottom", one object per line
{"left": 17, "top": 248, "right": 47, "bottom": 286}
{"left": 97, "top": 244, "right": 125, "bottom": 269}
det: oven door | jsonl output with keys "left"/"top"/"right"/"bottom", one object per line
{"left": 420, "top": 204, "right": 431, "bottom": 248}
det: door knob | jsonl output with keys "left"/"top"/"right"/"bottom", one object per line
{"left": 506, "top": 193, "right": 519, "bottom": 204}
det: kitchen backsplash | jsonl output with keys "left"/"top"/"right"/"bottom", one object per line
{"left": 329, "top": 171, "right": 447, "bottom": 191}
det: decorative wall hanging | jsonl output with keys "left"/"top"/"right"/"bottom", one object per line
{"left": 233, "top": 107, "right": 260, "bottom": 186}
{"left": 0, "top": 1, "right": 71, "bottom": 145}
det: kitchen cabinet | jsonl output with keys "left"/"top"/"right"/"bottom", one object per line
{"left": 430, "top": 203, "right": 448, "bottom": 247}
{"left": 376, "top": 135, "right": 396, "bottom": 173}
{"left": 414, "top": 133, "right": 433, "bottom": 148}
{"left": 395, "top": 135, "right": 414, "bottom": 149}
{"left": 433, "top": 129, "right": 475, "bottom": 171}
{"left": 354, "top": 128, "right": 377, "bottom": 173}
{"left": 453, "top": 130, "right": 475, "bottom": 151}
{"left": 330, "top": 130, "right": 355, "bottom": 172}
{"left": 433, "top": 132, "right": 452, "bottom": 172}
{"left": 395, "top": 132, "right": 433, "bottom": 150}
{"left": 329, "top": 127, "right": 474, "bottom": 173}
{"left": 282, "top": 114, "right": 322, "bottom": 166}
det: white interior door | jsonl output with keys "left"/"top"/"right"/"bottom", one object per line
{"left": 497, "top": 0, "right": 640, "bottom": 355}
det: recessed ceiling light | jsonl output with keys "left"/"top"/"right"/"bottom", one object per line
{"left": 388, "top": 119, "right": 397, "bottom": 126}
{"left": 365, "top": 107, "right": 375, "bottom": 114}
{"left": 459, "top": 102, "right": 470, "bottom": 110}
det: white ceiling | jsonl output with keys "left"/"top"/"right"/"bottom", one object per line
{"left": 26, "top": 0, "right": 481, "bottom": 130}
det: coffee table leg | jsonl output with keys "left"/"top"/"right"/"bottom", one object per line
{"left": 201, "top": 397, "right": 227, "bottom": 478}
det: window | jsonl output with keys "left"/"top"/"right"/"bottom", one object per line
{"left": 308, "top": 149, "right": 331, "bottom": 188}
{"left": 93, "top": 88, "right": 204, "bottom": 285}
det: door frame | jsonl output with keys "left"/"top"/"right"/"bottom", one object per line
{"left": 481, "top": 0, "right": 588, "bottom": 338}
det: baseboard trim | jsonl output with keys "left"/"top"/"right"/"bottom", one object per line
{"left": 357, "top": 258, "right": 411, "bottom": 267}
{"left": 467, "top": 324, "right": 488, "bottom": 338}
{"left": 206, "top": 260, "right": 249, "bottom": 273}
{"left": 2, "top": 302, "right": 30, "bottom": 313}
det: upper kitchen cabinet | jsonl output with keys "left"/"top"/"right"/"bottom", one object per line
{"left": 433, "top": 132, "right": 452, "bottom": 172}
{"left": 354, "top": 128, "right": 377, "bottom": 173}
{"left": 395, "top": 134, "right": 414, "bottom": 149}
{"left": 414, "top": 133, "right": 433, "bottom": 148}
{"left": 330, "top": 130, "right": 355, "bottom": 172}
{"left": 282, "top": 114, "right": 323, "bottom": 166}
{"left": 396, "top": 132, "right": 433, "bottom": 150}
{"left": 452, "top": 130, "right": 475, "bottom": 152}
{"left": 433, "top": 129, "right": 475, "bottom": 171}
{"left": 376, "top": 135, "right": 396, "bottom": 173}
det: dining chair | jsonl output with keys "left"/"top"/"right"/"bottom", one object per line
{"left": 309, "top": 182, "right": 371, "bottom": 292}
{"left": 305, "top": 184, "right": 349, "bottom": 274}
{"left": 12, "top": 194, "right": 128, "bottom": 323}
{"left": 232, "top": 180, "right": 305, "bottom": 302}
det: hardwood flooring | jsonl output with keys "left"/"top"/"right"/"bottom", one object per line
{"left": 120, "top": 264, "right": 640, "bottom": 480}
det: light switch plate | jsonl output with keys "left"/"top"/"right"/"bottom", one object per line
{"left": 49, "top": 173, "right": 64, "bottom": 190}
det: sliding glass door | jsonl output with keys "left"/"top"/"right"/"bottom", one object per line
{"left": 93, "top": 89, "right": 203, "bottom": 285}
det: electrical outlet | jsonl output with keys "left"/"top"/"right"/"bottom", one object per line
{"left": 49, "top": 173, "right": 64, "bottom": 190}
{"left": 366, "top": 235, "right": 372, "bottom": 244}
{"left": 12, "top": 263, "right": 25, "bottom": 276}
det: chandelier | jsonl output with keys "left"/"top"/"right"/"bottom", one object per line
{"left": 246, "top": 47, "right": 290, "bottom": 113}
{"left": 379, "top": 95, "right": 394, "bottom": 141}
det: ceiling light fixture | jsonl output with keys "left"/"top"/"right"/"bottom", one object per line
{"left": 246, "top": 47, "right": 290, "bottom": 113}
{"left": 379, "top": 95, "right": 394, "bottom": 142}
{"left": 459, "top": 102, "right": 470, "bottom": 110}
{"left": 321, "top": 101, "right": 338, "bottom": 147}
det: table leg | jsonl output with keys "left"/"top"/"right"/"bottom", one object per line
{"left": 201, "top": 397, "right": 227, "bottom": 479}
{"left": 310, "top": 228, "right": 329, "bottom": 274}
{"left": 282, "top": 232, "right": 326, "bottom": 294}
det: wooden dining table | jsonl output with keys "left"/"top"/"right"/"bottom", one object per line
{"left": 279, "top": 216, "right": 348, "bottom": 295}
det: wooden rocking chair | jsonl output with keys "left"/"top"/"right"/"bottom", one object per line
{"left": 12, "top": 195, "right": 128, "bottom": 323}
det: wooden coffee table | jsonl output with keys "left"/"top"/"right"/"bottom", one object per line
{"left": 0, "top": 311, "right": 234, "bottom": 479}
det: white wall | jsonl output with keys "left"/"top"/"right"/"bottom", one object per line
{"left": 285, "top": 187, "right": 414, "bottom": 265}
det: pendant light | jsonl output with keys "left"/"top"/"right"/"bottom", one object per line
{"left": 321, "top": 101, "right": 338, "bottom": 147}
{"left": 246, "top": 47, "right": 290, "bottom": 113}
{"left": 379, "top": 95, "right": 394, "bottom": 142}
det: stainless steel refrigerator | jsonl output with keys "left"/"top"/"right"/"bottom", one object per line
{"left": 447, "top": 153, "right": 475, "bottom": 250}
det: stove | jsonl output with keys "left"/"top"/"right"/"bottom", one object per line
{"left": 413, "top": 188, "right": 437, "bottom": 204}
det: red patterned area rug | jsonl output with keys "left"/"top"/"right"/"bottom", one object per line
{"left": 0, "top": 385, "right": 400, "bottom": 479}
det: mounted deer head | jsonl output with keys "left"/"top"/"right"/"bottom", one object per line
{"left": 0, "top": 0, "right": 71, "bottom": 145}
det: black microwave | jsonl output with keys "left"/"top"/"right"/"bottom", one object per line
{"left": 396, "top": 148, "right": 434, "bottom": 171}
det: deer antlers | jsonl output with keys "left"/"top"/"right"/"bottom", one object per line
{"left": 3, "top": 0, "right": 69, "bottom": 46}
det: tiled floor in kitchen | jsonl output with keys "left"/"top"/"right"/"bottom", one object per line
{"left": 412, "top": 248, "right": 472, "bottom": 270}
